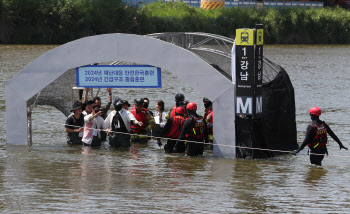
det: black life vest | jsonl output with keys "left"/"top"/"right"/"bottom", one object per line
{"left": 308, "top": 122, "right": 327, "bottom": 149}
{"left": 186, "top": 116, "right": 205, "bottom": 139}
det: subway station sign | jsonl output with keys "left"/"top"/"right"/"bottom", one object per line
{"left": 76, "top": 65, "right": 161, "bottom": 88}
{"left": 235, "top": 25, "right": 264, "bottom": 116}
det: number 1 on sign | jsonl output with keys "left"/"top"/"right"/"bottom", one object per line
{"left": 242, "top": 47, "right": 246, "bottom": 56}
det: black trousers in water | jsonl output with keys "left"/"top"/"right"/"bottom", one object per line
{"left": 109, "top": 133, "right": 131, "bottom": 147}
{"left": 309, "top": 146, "right": 328, "bottom": 166}
{"left": 186, "top": 137, "right": 204, "bottom": 156}
{"left": 164, "top": 139, "right": 186, "bottom": 153}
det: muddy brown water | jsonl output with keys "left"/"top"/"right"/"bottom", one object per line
{"left": 1, "top": 45, "right": 350, "bottom": 213}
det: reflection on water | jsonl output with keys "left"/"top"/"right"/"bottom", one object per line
{"left": 1, "top": 45, "right": 350, "bottom": 213}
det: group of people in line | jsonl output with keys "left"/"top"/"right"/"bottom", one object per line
{"left": 65, "top": 88, "right": 214, "bottom": 156}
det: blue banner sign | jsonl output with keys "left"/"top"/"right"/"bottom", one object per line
{"left": 76, "top": 65, "right": 161, "bottom": 88}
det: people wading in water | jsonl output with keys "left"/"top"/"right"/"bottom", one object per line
{"left": 292, "top": 107, "right": 348, "bottom": 166}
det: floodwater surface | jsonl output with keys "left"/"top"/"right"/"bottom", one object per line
{"left": 1, "top": 44, "right": 350, "bottom": 213}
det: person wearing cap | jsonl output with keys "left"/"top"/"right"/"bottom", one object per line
{"left": 82, "top": 103, "right": 106, "bottom": 146}
{"left": 122, "top": 100, "right": 131, "bottom": 111}
{"left": 161, "top": 106, "right": 186, "bottom": 153}
{"left": 165, "top": 93, "right": 185, "bottom": 122}
{"left": 105, "top": 98, "right": 136, "bottom": 147}
{"left": 121, "top": 99, "right": 135, "bottom": 122}
{"left": 178, "top": 102, "right": 209, "bottom": 156}
{"left": 130, "top": 98, "right": 156, "bottom": 144}
{"left": 292, "top": 107, "right": 348, "bottom": 166}
{"left": 65, "top": 101, "right": 84, "bottom": 145}
{"left": 203, "top": 97, "right": 213, "bottom": 145}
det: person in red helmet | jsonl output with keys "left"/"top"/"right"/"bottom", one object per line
{"left": 161, "top": 106, "right": 186, "bottom": 153}
{"left": 177, "top": 102, "right": 209, "bottom": 156}
{"left": 165, "top": 93, "right": 185, "bottom": 122}
{"left": 292, "top": 107, "right": 348, "bottom": 165}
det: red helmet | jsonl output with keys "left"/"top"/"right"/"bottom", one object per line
{"left": 309, "top": 107, "right": 321, "bottom": 116}
{"left": 175, "top": 107, "right": 185, "bottom": 115}
{"left": 186, "top": 102, "right": 197, "bottom": 111}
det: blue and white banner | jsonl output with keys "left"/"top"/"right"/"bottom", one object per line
{"left": 76, "top": 65, "right": 161, "bottom": 88}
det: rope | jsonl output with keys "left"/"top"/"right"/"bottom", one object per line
{"left": 44, "top": 120, "right": 350, "bottom": 158}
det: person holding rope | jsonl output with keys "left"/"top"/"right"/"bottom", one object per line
{"left": 105, "top": 98, "right": 136, "bottom": 148}
{"left": 65, "top": 101, "right": 84, "bottom": 145}
{"left": 177, "top": 102, "right": 209, "bottom": 156}
{"left": 82, "top": 103, "right": 106, "bottom": 147}
{"left": 130, "top": 98, "right": 155, "bottom": 144}
{"left": 161, "top": 106, "right": 186, "bottom": 153}
{"left": 292, "top": 107, "right": 348, "bottom": 166}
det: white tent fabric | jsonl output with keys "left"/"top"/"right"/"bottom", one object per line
{"left": 5, "top": 33, "right": 236, "bottom": 157}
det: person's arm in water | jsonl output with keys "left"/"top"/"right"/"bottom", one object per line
{"left": 324, "top": 122, "right": 348, "bottom": 150}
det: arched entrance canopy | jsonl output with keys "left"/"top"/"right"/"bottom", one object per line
{"left": 6, "top": 33, "right": 236, "bottom": 157}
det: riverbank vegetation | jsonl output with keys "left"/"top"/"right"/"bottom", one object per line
{"left": 0, "top": 0, "right": 349, "bottom": 44}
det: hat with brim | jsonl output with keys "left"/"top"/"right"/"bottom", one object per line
{"left": 70, "top": 101, "right": 83, "bottom": 112}
{"left": 122, "top": 100, "right": 131, "bottom": 107}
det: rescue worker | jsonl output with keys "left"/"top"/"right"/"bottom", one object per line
{"left": 292, "top": 107, "right": 348, "bottom": 165}
{"left": 203, "top": 97, "right": 213, "bottom": 145}
{"left": 65, "top": 101, "right": 84, "bottom": 145}
{"left": 105, "top": 98, "right": 136, "bottom": 147}
{"left": 161, "top": 107, "right": 186, "bottom": 153}
{"left": 166, "top": 93, "right": 185, "bottom": 121}
{"left": 177, "top": 102, "right": 209, "bottom": 156}
{"left": 180, "top": 100, "right": 189, "bottom": 119}
{"left": 130, "top": 98, "right": 156, "bottom": 144}
{"left": 82, "top": 103, "right": 106, "bottom": 147}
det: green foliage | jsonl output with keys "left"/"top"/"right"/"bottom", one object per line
{"left": 0, "top": 0, "right": 350, "bottom": 44}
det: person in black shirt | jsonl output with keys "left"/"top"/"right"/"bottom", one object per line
{"left": 105, "top": 98, "right": 136, "bottom": 148}
{"left": 292, "top": 107, "right": 348, "bottom": 165}
{"left": 65, "top": 101, "right": 84, "bottom": 145}
{"left": 161, "top": 106, "right": 186, "bottom": 153}
{"left": 177, "top": 102, "right": 208, "bottom": 156}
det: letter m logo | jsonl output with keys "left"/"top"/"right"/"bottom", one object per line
{"left": 236, "top": 96, "right": 253, "bottom": 115}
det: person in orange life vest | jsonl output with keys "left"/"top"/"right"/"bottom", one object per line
{"left": 165, "top": 93, "right": 185, "bottom": 122}
{"left": 161, "top": 107, "right": 186, "bottom": 153}
{"left": 177, "top": 102, "right": 209, "bottom": 156}
{"left": 130, "top": 98, "right": 156, "bottom": 143}
{"left": 203, "top": 97, "right": 213, "bottom": 144}
{"left": 292, "top": 107, "right": 348, "bottom": 166}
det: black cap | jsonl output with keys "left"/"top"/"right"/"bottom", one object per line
{"left": 113, "top": 97, "right": 122, "bottom": 106}
{"left": 70, "top": 101, "right": 83, "bottom": 112}
{"left": 203, "top": 97, "right": 211, "bottom": 102}
{"left": 175, "top": 93, "right": 185, "bottom": 102}
{"left": 134, "top": 98, "right": 144, "bottom": 106}
{"left": 122, "top": 100, "right": 131, "bottom": 107}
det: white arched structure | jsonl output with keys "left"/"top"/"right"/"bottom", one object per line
{"left": 6, "top": 33, "right": 236, "bottom": 157}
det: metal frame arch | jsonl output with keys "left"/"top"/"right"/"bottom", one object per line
{"left": 6, "top": 33, "right": 236, "bottom": 157}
